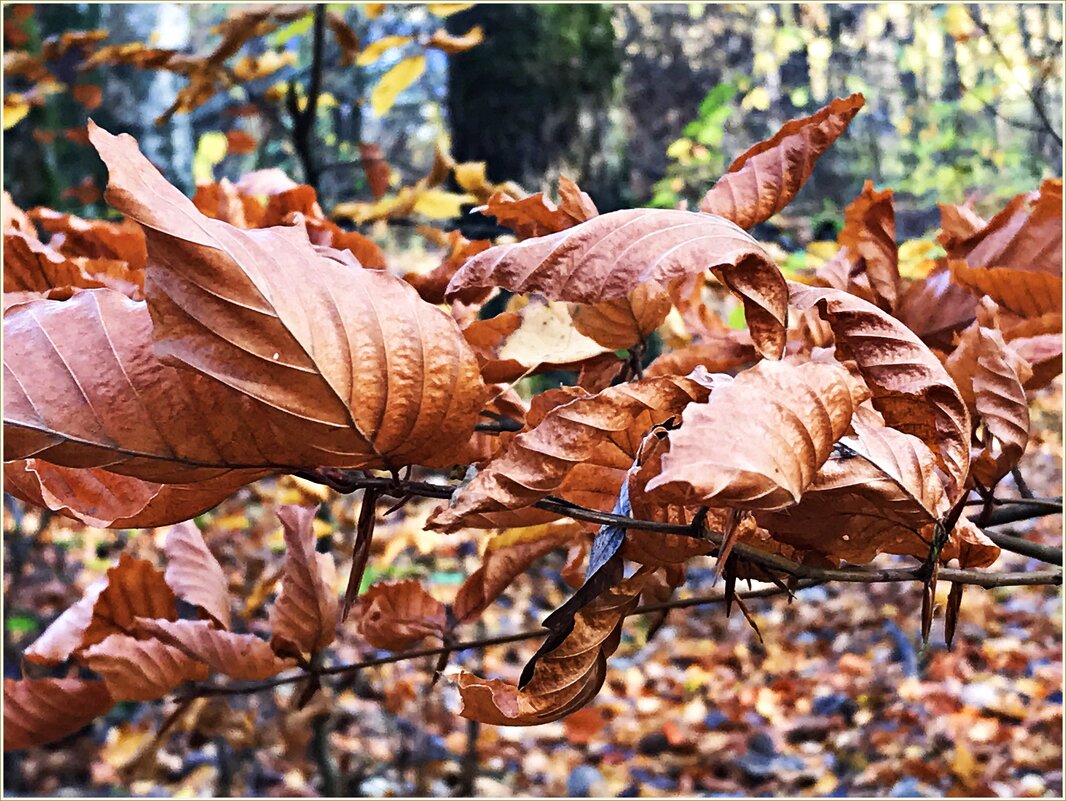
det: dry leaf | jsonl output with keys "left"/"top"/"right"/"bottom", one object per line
{"left": 164, "top": 522, "right": 232, "bottom": 630}
{"left": 3, "top": 678, "right": 113, "bottom": 751}
{"left": 356, "top": 580, "right": 446, "bottom": 651}
{"left": 269, "top": 505, "right": 339, "bottom": 656}
{"left": 571, "top": 282, "right": 672, "bottom": 351}
{"left": 28, "top": 206, "right": 147, "bottom": 269}
{"left": 646, "top": 359, "right": 868, "bottom": 510}
{"left": 698, "top": 94, "right": 865, "bottom": 228}
{"left": 133, "top": 619, "right": 295, "bottom": 680}
{"left": 426, "top": 25, "right": 484, "bottom": 54}
{"left": 788, "top": 281, "right": 972, "bottom": 498}
{"left": 838, "top": 181, "right": 899, "bottom": 312}
{"left": 475, "top": 176, "right": 598, "bottom": 239}
{"left": 81, "top": 634, "right": 210, "bottom": 702}
{"left": 948, "top": 259, "right": 1062, "bottom": 319}
{"left": 645, "top": 329, "right": 757, "bottom": 377}
{"left": 428, "top": 374, "right": 714, "bottom": 532}
{"left": 446, "top": 207, "right": 788, "bottom": 359}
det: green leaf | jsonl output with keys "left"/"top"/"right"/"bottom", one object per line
{"left": 6, "top": 615, "right": 39, "bottom": 635}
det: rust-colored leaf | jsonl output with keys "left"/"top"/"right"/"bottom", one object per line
{"left": 81, "top": 634, "right": 210, "bottom": 701}
{"left": 356, "top": 580, "right": 446, "bottom": 651}
{"left": 428, "top": 374, "right": 713, "bottom": 532}
{"left": 270, "top": 505, "right": 339, "bottom": 656}
{"left": 788, "top": 281, "right": 972, "bottom": 498}
{"left": 89, "top": 123, "right": 483, "bottom": 470}
{"left": 426, "top": 25, "right": 484, "bottom": 55}
{"left": 646, "top": 359, "right": 868, "bottom": 510}
{"left": 447, "top": 208, "right": 787, "bottom": 359}
{"left": 28, "top": 206, "right": 147, "bottom": 269}
{"left": 192, "top": 179, "right": 266, "bottom": 228}
{"left": 164, "top": 522, "right": 232, "bottom": 630}
{"left": 475, "top": 176, "right": 597, "bottom": 240}
{"left": 454, "top": 522, "right": 582, "bottom": 623}
{"left": 327, "top": 11, "right": 360, "bottom": 65}
{"left": 455, "top": 570, "right": 650, "bottom": 725}
{"left": 698, "top": 94, "right": 864, "bottom": 229}
{"left": 225, "top": 129, "right": 257, "bottom": 155}
{"left": 4, "top": 230, "right": 142, "bottom": 297}
{"left": 895, "top": 266, "right": 977, "bottom": 350}
{"left": 837, "top": 181, "right": 899, "bottom": 312}
{"left": 81, "top": 554, "right": 178, "bottom": 649}
{"left": 3, "top": 459, "right": 267, "bottom": 529}
{"left": 644, "top": 329, "right": 757, "bottom": 377}
{"left": 133, "top": 619, "right": 295, "bottom": 680}
{"left": 405, "top": 228, "right": 492, "bottom": 305}
{"left": 571, "top": 282, "right": 672, "bottom": 350}
{"left": 1009, "top": 333, "right": 1063, "bottom": 390}
{"left": 949, "top": 259, "right": 1062, "bottom": 319}
{"left": 359, "top": 142, "right": 390, "bottom": 201}
{"left": 3, "top": 678, "right": 113, "bottom": 751}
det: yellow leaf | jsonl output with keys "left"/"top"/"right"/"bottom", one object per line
{"left": 364, "top": 3, "right": 386, "bottom": 19}
{"left": 742, "top": 86, "right": 771, "bottom": 111}
{"left": 427, "top": 3, "right": 475, "bottom": 17}
{"left": 412, "top": 187, "right": 474, "bottom": 219}
{"left": 356, "top": 35, "right": 413, "bottom": 67}
{"left": 945, "top": 4, "right": 974, "bottom": 41}
{"left": 3, "top": 94, "right": 30, "bottom": 130}
{"left": 453, "top": 161, "right": 488, "bottom": 193}
{"left": 370, "top": 54, "right": 425, "bottom": 116}
{"left": 192, "top": 131, "right": 228, "bottom": 184}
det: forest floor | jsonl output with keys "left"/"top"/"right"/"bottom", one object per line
{"left": 3, "top": 380, "right": 1062, "bottom": 799}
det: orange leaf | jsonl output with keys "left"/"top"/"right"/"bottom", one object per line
{"left": 698, "top": 94, "right": 865, "bottom": 229}
{"left": 474, "top": 175, "right": 597, "bottom": 239}
{"left": 3, "top": 230, "right": 141, "bottom": 297}
{"left": 164, "top": 522, "right": 233, "bottom": 630}
{"left": 359, "top": 142, "right": 390, "bottom": 201}
{"left": 571, "top": 282, "right": 672, "bottom": 350}
{"left": 426, "top": 25, "right": 483, "bottom": 55}
{"left": 225, "top": 129, "right": 257, "bottom": 155}
{"left": 838, "top": 181, "right": 899, "bottom": 312}
{"left": 3, "top": 678, "right": 113, "bottom": 751}
{"left": 133, "top": 618, "right": 295, "bottom": 680}
{"left": 949, "top": 260, "right": 1062, "bottom": 319}
{"left": 72, "top": 83, "right": 103, "bottom": 110}
{"left": 81, "top": 634, "right": 210, "bottom": 701}
{"left": 269, "top": 505, "right": 339, "bottom": 656}
{"left": 356, "top": 580, "right": 446, "bottom": 651}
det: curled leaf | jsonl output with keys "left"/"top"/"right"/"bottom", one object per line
{"left": 446, "top": 207, "right": 788, "bottom": 359}
{"left": 3, "top": 678, "right": 113, "bottom": 751}
{"left": 165, "top": 522, "right": 232, "bottom": 630}
{"left": 270, "top": 505, "right": 339, "bottom": 656}
{"left": 699, "top": 94, "right": 865, "bottom": 228}
{"left": 356, "top": 580, "right": 445, "bottom": 651}
{"left": 81, "top": 634, "right": 209, "bottom": 702}
{"left": 133, "top": 618, "right": 295, "bottom": 680}
{"left": 948, "top": 260, "right": 1062, "bottom": 319}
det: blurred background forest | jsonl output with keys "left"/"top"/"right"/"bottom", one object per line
{"left": 3, "top": 2, "right": 1064, "bottom": 798}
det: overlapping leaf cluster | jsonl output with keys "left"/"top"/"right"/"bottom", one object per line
{"left": 4, "top": 92, "right": 1061, "bottom": 742}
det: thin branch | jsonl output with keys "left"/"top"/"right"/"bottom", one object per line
{"left": 981, "top": 530, "right": 1062, "bottom": 566}
{"left": 473, "top": 417, "right": 524, "bottom": 433}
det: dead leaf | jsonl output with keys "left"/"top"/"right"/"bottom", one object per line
{"left": 356, "top": 580, "right": 446, "bottom": 651}
{"left": 327, "top": 11, "right": 360, "bottom": 65}
{"left": 164, "top": 522, "right": 233, "bottom": 630}
{"left": 81, "top": 634, "right": 210, "bottom": 702}
{"left": 359, "top": 142, "right": 390, "bottom": 200}
{"left": 645, "top": 329, "right": 757, "bottom": 377}
{"left": 446, "top": 207, "right": 788, "bottom": 359}
{"left": 646, "top": 359, "right": 869, "bottom": 510}
{"left": 133, "top": 619, "right": 295, "bottom": 680}
{"left": 475, "top": 176, "right": 598, "bottom": 239}
{"left": 3, "top": 230, "right": 141, "bottom": 297}
{"left": 788, "top": 281, "right": 972, "bottom": 499}
{"left": 28, "top": 206, "right": 147, "bottom": 269}
{"left": 3, "top": 678, "right": 113, "bottom": 751}
{"left": 949, "top": 259, "right": 1062, "bottom": 319}
{"left": 426, "top": 25, "right": 483, "bottom": 55}
{"left": 571, "top": 282, "right": 672, "bottom": 350}
{"left": 269, "top": 505, "right": 339, "bottom": 656}
{"left": 838, "top": 180, "right": 899, "bottom": 312}
{"left": 699, "top": 94, "right": 865, "bottom": 229}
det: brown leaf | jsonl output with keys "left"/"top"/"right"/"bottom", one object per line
{"left": 81, "top": 634, "right": 210, "bottom": 701}
{"left": 133, "top": 618, "right": 295, "bottom": 680}
{"left": 3, "top": 678, "right": 113, "bottom": 751}
{"left": 165, "top": 522, "right": 233, "bottom": 630}
{"left": 225, "top": 129, "right": 257, "bottom": 155}
{"left": 698, "top": 94, "right": 865, "bottom": 229}
{"left": 72, "top": 83, "right": 103, "bottom": 110}
{"left": 474, "top": 176, "right": 597, "bottom": 239}
{"left": 269, "top": 505, "right": 339, "bottom": 656}
{"left": 192, "top": 179, "right": 265, "bottom": 228}
{"left": 455, "top": 569, "right": 649, "bottom": 725}
{"left": 937, "top": 202, "right": 986, "bottom": 255}
{"left": 359, "top": 142, "right": 390, "bottom": 201}
{"left": 945, "top": 325, "right": 1030, "bottom": 487}
{"left": 22, "top": 580, "right": 107, "bottom": 666}
{"left": 405, "top": 228, "right": 491, "bottom": 305}
{"left": 427, "top": 374, "right": 713, "bottom": 532}
{"left": 90, "top": 123, "right": 483, "bottom": 470}
{"left": 895, "top": 266, "right": 977, "bottom": 350}
{"left": 949, "top": 259, "right": 1062, "bottom": 318}
{"left": 2, "top": 190, "right": 36, "bottom": 236}
{"left": 3, "top": 458, "right": 264, "bottom": 530}
{"left": 446, "top": 208, "right": 788, "bottom": 359}
{"left": 356, "top": 580, "right": 446, "bottom": 651}
{"left": 788, "top": 281, "right": 972, "bottom": 499}
{"left": 453, "top": 521, "right": 582, "bottom": 623}
{"left": 4, "top": 230, "right": 141, "bottom": 297}
{"left": 644, "top": 329, "right": 757, "bottom": 377}
{"left": 28, "top": 206, "right": 147, "bottom": 269}
{"left": 426, "top": 25, "right": 484, "bottom": 55}
{"left": 757, "top": 407, "right": 949, "bottom": 564}
{"left": 571, "top": 282, "right": 672, "bottom": 350}
{"left": 327, "top": 11, "right": 360, "bottom": 65}
{"left": 645, "top": 359, "right": 868, "bottom": 510}
{"left": 1009, "top": 333, "right": 1063, "bottom": 390}
{"left": 838, "top": 181, "right": 899, "bottom": 312}
{"left": 83, "top": 554, "right": 178, "bottom": 648}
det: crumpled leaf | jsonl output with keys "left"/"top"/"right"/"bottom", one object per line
{"left": 405, "top": 228, "right": 491, "bottom": 305}
{"left": 81, "top": 634, "right": 210, "bottom": 702}
{"left": 699, "top": 93, "right": 865, "bottom": 229}
{"left": 164, "top": 522, "right": 233, "bottom": 630}
{"left": 788, "top": 281, "right": 972, "bottom": 499}
{"left": 757, "top": 407, "right": 949, "bottom": 564}
{"left": 1009, "top": 333, "right": 1063, "bottom": 390}
{"left": 644, "top": 329, "right": 757, "bottom": 377}
{"left": 4, "top": 231, "right": 142, "bottom": 298}
{"left": 454, "top": 569, "right": 650, "bottom": 726}
{"left": 571, "top": 281, "right": 672, "bottom": 351}
{"left": 475, "top": 176, "right": 598, "bottom": 240}
{"left": 428, "top": 374, "right": 714, "bottom": 532}
{"left": 22, "top": 580, "right": 106, "bottom": 666}
{"left": 646, "top": 359, "right": 869, "bottom": 510}
{"left": 2, "top": 459, "right": 266, "bottom": 529}
{"left": 836, "top": 181, "right": 899, "bottom": 312}
{"left": 269, "top": 505, "right": 339, "bottom": 656}
{"left": 88, "top": 122, "right": 485, "bottom": 470}
{"left": 28, "top": 207, "right": 147, "bottom": 269}
{"left": 895, "top": 266, "right": 977, "bottom": 350}
{"left": 3, "top": 678, "right": 114, "bottom": 751}
{"left": 446, "top": 207, "right": 788, "bottom": 359}
{"left": 453, "top": 521, "right": 583, "bottom": 624}
{"left": 133, "top": 619, "right": 295, "bottom": 680}
{"left": 356, "top": 580, "right": 446, "bottom": 651}
{"left": 948, "top": 259, "right": 1062, "bottom": 319}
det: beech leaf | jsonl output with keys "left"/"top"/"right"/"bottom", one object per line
{"left": 645, "top": 359, "right": 869, "bottom": 510}
{"left": 81, "top": 634, "right": 210, "bottom": 702}
{"left": 445, "top": 207, "right": 788, "bottom": 359}
{"left": 698, "top": 94, "right": 865, "bottom": 229}
{"left": 164, "top": 522, "right": 233, "bottom": 630}
{"left": 948, "top": 260, "right": 1062, "bottom": 319}
{"left": 133, "top": 618, "right": 295, "bottom": 680}
{"left": 269, "top": 505, "right": 339, "bottom": 656}
{"left": 356, "top": 580, "right": 446, "bottom": 651}
{"left": 788, "top": 281, "right": 972, "bottom": 499}
{"left": 3, "top": 678, "right": 113, "bottom": 751}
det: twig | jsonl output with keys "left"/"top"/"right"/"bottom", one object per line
{"left": 289, "top": 5, "right": 327, "bottom": 189}
{"left": 981, "top": 530, "right": 1062, "bottom": 566}
{"left": 473, "top": 417, "right": 524, "bottom": 433}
